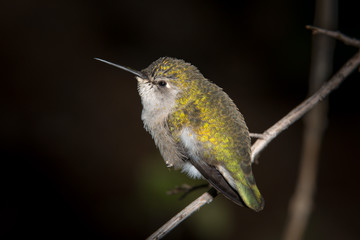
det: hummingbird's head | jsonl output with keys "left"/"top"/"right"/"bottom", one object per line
{"left": 137, "top": 57, "right": 201, "bottom": 104}
{"left": 136, "top": 57, "right": 206, "bottom": 117}
{"left": 94, "top": 57, "right": 205, "bottom": 117}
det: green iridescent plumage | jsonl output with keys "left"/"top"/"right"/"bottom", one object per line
{"left": 96, "top": 57, "right": 264, "bottom": 211}
{"left": 142, "top": 57, "right": 264, "bottom": 211}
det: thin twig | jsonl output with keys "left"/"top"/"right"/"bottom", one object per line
{"left": 251, "top": 50, "right": 360, "bottom": 162}
{"left": 147, "top": 33, "right": 360, "bottom": 240}
{"left": 146, "top": 188, "right": 217, "bottom": 240}
{"left": 249, "top": 133, "right": 265, "bottom": 139}
{"left": 167, "top": 183, "right": 209, "bottom": 200}
{"left": 306, "top": 25, "right": 360, "bottom": 48}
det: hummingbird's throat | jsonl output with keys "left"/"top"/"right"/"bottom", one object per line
{"left": 136, "top": 76, "right": 151, "bottom": 84}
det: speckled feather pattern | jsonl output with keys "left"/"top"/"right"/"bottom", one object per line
{"left": 140, "top": 57, "right": 264, "bottom": 211}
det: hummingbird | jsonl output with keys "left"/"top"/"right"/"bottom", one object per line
{"left": 95, "top": 57, "right": 264, "bottom": 212}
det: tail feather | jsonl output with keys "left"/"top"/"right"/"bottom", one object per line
{"left": 188, "top": 157, "right": 264, "bottom": 211}
{"left": 188, "top": 157, "right": 246, "bottom": 207}
{"left": 218, "top": 163, "right": 264, "bottom": 212}
{"left": 236, "top": 178, "right": 264, "bottom": 212}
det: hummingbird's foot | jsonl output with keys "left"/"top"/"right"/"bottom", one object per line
{"left": 167, "top": 183, "right": 210, "bottom": 200}
{"left": 249, "top": 133, "right": 265, "bottom": 139}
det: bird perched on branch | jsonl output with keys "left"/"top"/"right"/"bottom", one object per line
{"left": 95, "top": 57, "right": 264, "bottom": 212}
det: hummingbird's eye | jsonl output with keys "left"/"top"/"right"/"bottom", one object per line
{"left": 158, "top": 80, "right": 167, "bottom": 87}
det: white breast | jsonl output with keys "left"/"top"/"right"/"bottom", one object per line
{"left": 179, "top": 128, "right": 203, "bottom": 179}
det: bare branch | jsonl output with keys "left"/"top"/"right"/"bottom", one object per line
{"left": 249, "top": 133, "right": 265, "bottom": 139}
{"left": 146, "top": 188, "right": 217, "bottom": 240}
{"left": 147, "top": 30, "right": 360, "bottom": 240}
{"left": 251, "top": 50, "right": 360, "bottom": 162}
{"left": 306, "top": 25, "right": 360, "bottom": 48}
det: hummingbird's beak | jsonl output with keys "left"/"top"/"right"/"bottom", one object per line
{"left": 94, "top": 58, "right": 147, "bottom": 79}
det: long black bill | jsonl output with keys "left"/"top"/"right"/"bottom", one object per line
{"left": 94, "top": 58, "right": 147, "bottom": 79}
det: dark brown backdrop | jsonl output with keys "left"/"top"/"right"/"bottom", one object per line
{"left": 1, "top": 1, "right": 359, "bottom": 239}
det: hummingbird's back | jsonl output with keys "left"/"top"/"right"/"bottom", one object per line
{"left": 169, "top": 76, "right": 264, "bottom": 211}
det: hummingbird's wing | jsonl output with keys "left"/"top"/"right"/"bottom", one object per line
{"left": 187, "top": 157, "right": 246, "bottom": 207}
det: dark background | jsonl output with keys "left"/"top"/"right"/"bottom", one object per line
{"left": 1, "top": 0, "right": 359, "bottom": 239}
